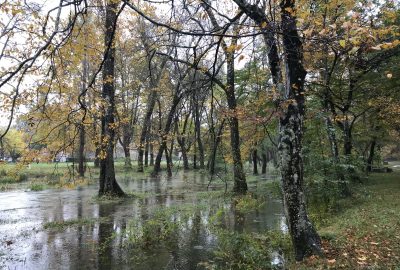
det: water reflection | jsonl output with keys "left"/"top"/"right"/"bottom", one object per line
{"left": 0, "top": 171, "right": 285, "bottom": 269}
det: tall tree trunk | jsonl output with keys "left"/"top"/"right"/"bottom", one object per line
{"left": 94, "top": 147, "right": 100, "bottom": 168}
{"left": 137, "top": 89, "right": 157, "bottom": 172}
{"left": 261, "top": 152, "right": 267, "bottom": 174}
{"left": 98, "top": 1, "right": 124, "bottom": 196}
{"left": 122, "top": 139, "right": 131, "bottom": 168}
{"left": 278, "top": 0, "right": 321, "bottom": 259}
{"left": 252, "top": 149, "right": 258, "bottom": 175}
{"left": 231, "top": 0, "right": 321, "bottom": 258}
{"left": 209, "top": 120, "right": 225, "bottom": 175}
{"left": 203, "top": 2, "right": 247, "bottom": 192}
{"left": 144, "top": 140, "right": 149, "bottom": 167}
{"left": 226, "top": 54, "right": 247, "bottom": 193}
{"left": 78, "top": 124, "right": 85, "bottom": 177}
{"left": 176, "top": 114, "right": 190, "bottom": 170}
{"left": 165, "top": 147, "right": 172, "bottom": 177}
{"left": 78, "top": 55, "right": 88, "bottom": 177}
{"left": 153, "top": 143, "right": 166, "bottom": 175}
{"left": 325, "top": 117, "right": 339, "bottom": 160}
{"left": 119, "top": 125, "right": 132, "bottom": 169}
{"left": 193, "top": 135, "right": 197, "bottom": 170}
{"left": 153, "top": 95, "right": 181, "bottom": 175}
{"left": 179, "top": 140, "right": 189, "bottom": 170}
{"left": 366, "top": 138, "right": 376, "bottom": 172}
{"left": 149, "top": 143, "right": 154, "bottom": 166}
{"left": 343, "top": 121, "right": 353, "bottom": 156}
{"left": 0, "top": 139, "right": 4, "bottom": 160}
{"left": 194, "top": 101, "right": 205, "bottom": 169}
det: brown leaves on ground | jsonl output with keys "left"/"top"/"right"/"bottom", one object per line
{"left": 295, "top": 230, "right": 400, "bottom": 269}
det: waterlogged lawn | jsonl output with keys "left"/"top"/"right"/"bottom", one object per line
{"left": 296, "top": 172, "right": 400, "bottom": 269}
{"left": 0, "top": 167, "right": 288, "bottom": 270}
{"left": 0, "top": 161, "right": 150, "bottom": 191}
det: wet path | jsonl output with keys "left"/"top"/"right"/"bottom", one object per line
{"left": 0, "top": 171, "right": 285, "bottom": 269}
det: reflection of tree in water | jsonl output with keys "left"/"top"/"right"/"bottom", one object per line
{"left": 232, "top": 201, "right": 245, "bottom": 233}
{"left": 98, "top": 202, "right": 117, "bottom": 270}
{"left": 164, "top": 209, "right": 203, "bottom": 270}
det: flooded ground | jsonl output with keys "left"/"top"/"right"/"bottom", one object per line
{"left": 0, "top": 171, "right": 285, "bottom": 269}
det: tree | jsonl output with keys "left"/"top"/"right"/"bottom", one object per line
{"left": 232, "top": 0, "right": 322, "bottom": 259}
{"left": 98, "top": 1, "right": 124, "bottom": 196}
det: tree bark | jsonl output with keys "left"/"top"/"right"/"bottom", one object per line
{"left": 78, "top": 124, "right": 85, "bottom": 177}
{"left": 252, "top": 149, "right": 258, "bottom": 175}
{"left": 366, "top": 138, "right": 376, "bottom": 172}
{"left": 153, "top": 95, "right": 181, "bottom": 175}
{"left": 144, "top": 140, "right": 149, "bottom": 167}
{"left": 94, "top": 147, "right": 100, "bottom": 168}
{"left": 98, "top": 1, "right": 124, "bottom": 197}
{"left": 122, "top": 138, "right": 131, "bottom": 168}
{"left": 226, "top": 54, "right": 247, "bottom": 193}
{"left": 343, "top": 121, "right": 353, "bottom": 156}
{"left": 194, "top": 100, "right": 205, "bottom": 169}
{"left": 165, "top": 147, "right": 173, "bottom": 177}
{"left": 278, "top": 0, "right": 321, "bottom": 259}
{"left": 209, "top": 120, "right": 225, "bottom": 175}
{"left": 0, "top": 139, "right": 4, "bottom": 160}
{"left": 261, "top": 152, "right": 267, "bottom": 174}
{"left": 231, "top": 0, "right": 322, "bottom": 258}
{"left": 179, "top": 140, "right": 189, "bottom": 170}
{"left": 78, "top": 55, "right": 88, "bottom": 177}
{"left": 176, "top": 113, "right": 190, "bottom": 170}
{"left": 137, "top": 89, "right": 157, "bottom": 172}
{"left": 149, "top": 143, "right": 154, "bottom": 166}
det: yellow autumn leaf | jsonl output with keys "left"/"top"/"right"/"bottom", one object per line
{"left": 11, "top": 8, "right": 22, "bottom": 16}
{"left": 261, "top": 21, "right": 268, "bottom": 28}
{"left": 339, "top": 40, "right": 346, "bottom": 48}
{"left": 226, "top": 44, "right": 237, "bottom": 53}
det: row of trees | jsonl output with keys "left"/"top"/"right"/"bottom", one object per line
{"left": 0, "top": 0, "right": 399, "bottom": 260}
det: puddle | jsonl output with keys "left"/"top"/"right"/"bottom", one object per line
{"left": 0, "top": 171, "right": 285, "bottom": 269}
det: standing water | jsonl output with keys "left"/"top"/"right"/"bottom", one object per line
{"left": 0, "top": 171, "right": 285, "bottom": 269}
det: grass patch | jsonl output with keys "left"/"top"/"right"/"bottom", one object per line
{"left": 296, "top": 172, "right": 400, "bottom": 269}
{"left": 44, "top": 218, "right": 95, "bottom": 230}
{"left": 204, "top": 230, "right": 291, "bottom": 270}
{"left": 233, "top": 193, "right": 265, "bottom": 213}
{"left": 29, "top": 183, "right": 45, "bottom": 191}
{"left": 43, "top": 217, "right": 110, "bottom": 230}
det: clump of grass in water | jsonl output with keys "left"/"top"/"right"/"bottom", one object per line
{"left": 29, "top": 183, "right": 45, "bottom": 191}
{"left": 203, "top": 229, "right": 291, "bottom": 270}
{"left": 126, "top": 209, "right": 180, "bottom": 248}
{"left": 43, "top": 217, "right": 110, "bottom": 230}
{"left": 125, "top": 203, "right": 208, "bottom": 249}
{"left": 233, "top": 193, "right": 265, "bottom": 213}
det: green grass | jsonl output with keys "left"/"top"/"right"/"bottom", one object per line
{"left": 295, "top": 172, "right": 400, "bottom": 269}
{"left": 43, "top": 217, "right": 110, "bottom": 230}
{"left": 29, "top": 183, "right": 46, "bottom": 191}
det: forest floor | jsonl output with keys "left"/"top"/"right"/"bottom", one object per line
{"left": 295, "top": 169, "right": 400, "bottom": 269}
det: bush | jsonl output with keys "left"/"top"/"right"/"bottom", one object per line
{"left": 304, "top": 156, "right": 366, "bottom": 224}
